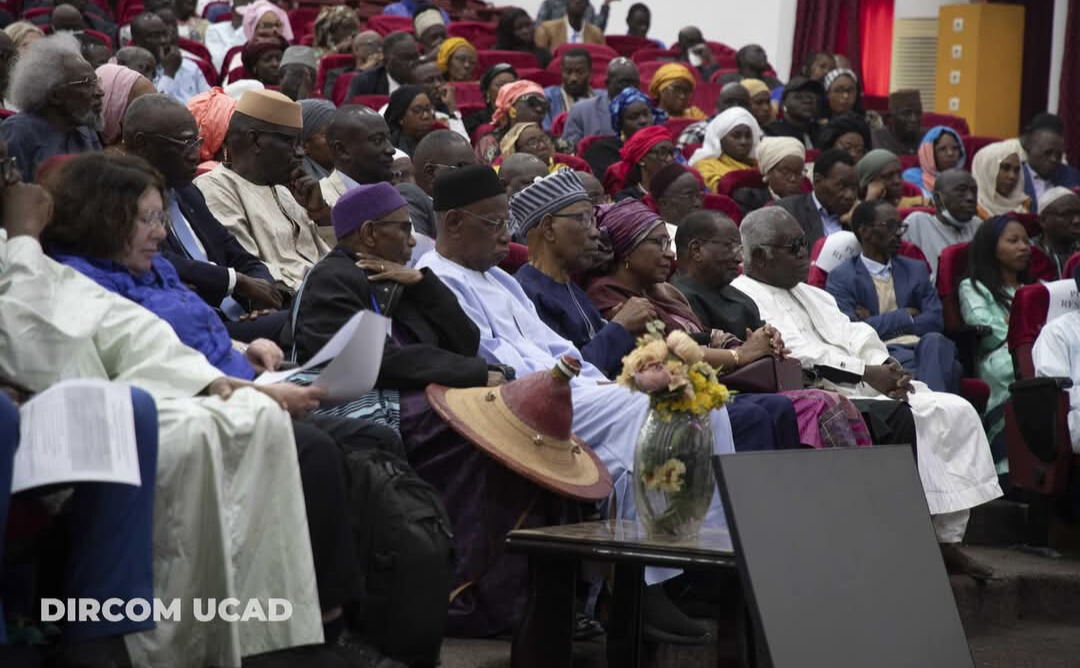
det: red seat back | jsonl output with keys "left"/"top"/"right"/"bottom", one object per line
{"left": 187, "top": 56, "right": 218, "bottom": 87}
{"left": 448, "top": 21, "right": 496, "bottom": 49}
{"left": 681, "top": 142, "right": 701, "bottom": 161}
{"left": 638, "top": 60, "right": 703, "bottom": 88}
{"left": 552, "top": 42, "right": 618, "bottom": 61}
{"left": 347, "top": 93, "right": 391, "bottom": 109}
{"left": 961, "top": 134, "right": 1002, "bottom": 163}
{"left": 921, "top": 112, "right": 970, "bottom": 137}
{"left": 663, "top": 117, "right": 698, "bottom": 139}
{"left": 516, "top": 67, "right": 559, "bottom": 88}
{"left": 714, "top": 168, "right": 764, "bottom": 197}
{"left": 447, "top": 80, "right": 484, "bottom": 108}
{"left": 366, "top": 15, "right": 413, "bottom": 36}
{"left": 286, "top": 6, "right": 320, "bottom": 40}
{"left": 862, "top": 94, "right": 888, "bottom": 112}
{"left": 331, "top": 71, "right": 357, "bottom": 105}
{"left": 898, "top": 154, "right": 919, "bottom": 170}
{"left": 178, "top": 37, "right": 210, "bottom": 64}
{"left": 690, "top": 81, "right": 722, "bottom": 115}
{"left": 934, "top": 242, "right": 970, "bottom": 334}
{"left": 896, "top": 241, "right": 932, "bottom": 274}
{"left": 900, "top": 181, "right": 923, "bottom": 198}
{"left": 605, "top": 35, "right": 657, "bottom": 58}
{"left": 476, "top": 49, "right": 539, "bottom": 72}
{"left": 226, "top": 65, "right": 249, "bottom": 83}
{"left": 220, "top": 44, "right": 244, "bottom": 81}
{"left": 576, "top": 133, "right": 606, "bottom": 158}
{"left": 554, "top": 153, "right": 591, "bottom": 173}
{"left": 707, "top": 67, "right": 739, "bottom": 83}
{"left": 631, "top": 47, "right": 677, "bottom": 65}
{"left": 703, "top": 193, "right": 741, "bottom": 224}
{"left": 1007, "top": 282, "right": 1052, "bottom": 379}
{"left": 315, "top": 53, "right": 354, "bottom": 99}
{"left": 551, "top": 111, "right": 568, "bottom": 137}
{"left": 498, "top": 241, "right": 529, "bottom": 273}
{"left": 1064, "top": 252, "right": 1080, "bottom": 281}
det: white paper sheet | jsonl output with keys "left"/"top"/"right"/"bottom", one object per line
{"left": 255, "top": 310, "right": 388, "bottom": 403}
{"left": 12, "top": 379, "right": 141, "bottom": 493}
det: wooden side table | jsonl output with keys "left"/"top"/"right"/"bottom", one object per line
{"left": 506, "top": 520, "right": 739, "bottom": 668}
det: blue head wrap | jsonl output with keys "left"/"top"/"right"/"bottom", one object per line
{"left": 609, "top": 87, "right": 667, "bottom": 135}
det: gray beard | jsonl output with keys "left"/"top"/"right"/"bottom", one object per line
{"left": 74, "top": 109, "right": 104, "bottom": 132}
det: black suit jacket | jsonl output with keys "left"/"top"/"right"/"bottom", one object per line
{"left": 160, "top": 184, "right": 275, "bottom": 309}
{"left": 345, "top": 65, "right": 390, "bottom": 99}
{"left": 776, "top": 192, "right": 826, "bottom": 247}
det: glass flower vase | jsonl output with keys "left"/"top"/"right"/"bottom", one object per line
{"left": 633, "top": 407, "right": 716, "bottom": 540}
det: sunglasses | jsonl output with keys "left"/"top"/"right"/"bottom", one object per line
{"left": 763, "top": 236, "right": 808, "bottom": 255}
{"left": 150, "top": 133, "right": 204, "bottom": 152}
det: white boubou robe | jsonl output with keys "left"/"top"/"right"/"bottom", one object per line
{"left": 731, "top": 275, "right": 1002, "bottom": 523}
{"left": 0, "top": 232, "right": 322, "bottom": 667}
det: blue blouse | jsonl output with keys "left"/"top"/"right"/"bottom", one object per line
{"left": 53, "top": 252, "right": 256, "bottom": 381}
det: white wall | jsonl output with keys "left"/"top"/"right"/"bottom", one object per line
{"left": 512, "top": 0, "right": 799, "bottom": 79}
{"left": 1047, "top": 0, "right": 1068, "bottom": 113}
{"left": 894, "top": 0, "right": 968, "bottom": 20}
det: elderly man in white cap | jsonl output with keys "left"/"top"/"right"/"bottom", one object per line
{"left": 196, "top": 89, "right": 331, "bottom": 292}
{"left": 1032, "top": 186, "right": 1080, "bottom": 279}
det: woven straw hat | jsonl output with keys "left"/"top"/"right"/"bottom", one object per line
{"left": 426, "top": 356, "right": 612, "bottom": 501}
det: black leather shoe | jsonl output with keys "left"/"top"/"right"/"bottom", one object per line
{"left": 642, "top": 583, "right": 710, "bottom": 645}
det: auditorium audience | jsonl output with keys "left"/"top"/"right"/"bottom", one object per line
{"left": 240, "top": 35, "right": 287, "bottom": 88}
{"left": 300, "top": 99, "right": 336, "bottom": 179}
{"left": 131, "top": 12, "right": 209, "bottom": 104}
{"left": 688, "top": 107, "right": 761, "bottom": 192}
{"left": 186, "top": 85, "right": 235, "bottom": 173}
{"left": 319, "top": 105, "right": 396, "bottom": 206}
{"left": 972, "top": 139, "right": 1030, "bottom": 219}
{"left": 536, "top": 0, "right": 612, "bottom": 30}
{"left": 775, "top": 148, "right": 857, "bottom": 245}
{"left": 676, "top": 83, "right": 751, "bottom": 154}
{"left": 1020, "top": 115, "right": 1080, "bottom": 210}
{"left": 857, "top": 149, "right": 926, "bottom": 208}
{"left": 494, "top": 8, "right": 552, "bottom": 67}
{"left": 1032, "top": 187, "right": 1080, "bottom": 279}
{"left": 115, "top": 45, "right": 158, "bottom": 81}
{"left": 821, "top": 68, "right": 861, "bottom": 120}
{"left": 648, "top": 62, "right": 706, "bottom": 120}
{"left": 313, "top": 5, "right": 361, "bottom": 56}
{"left": 903, "top": 125, "right": 966, "bottom": 198}
{"left": 959, "top": 215, "right": 1032, "bottom": 470}
{"left": 764, "top": 76, "right": 822, "bottom": 147}
{"left": 204, "top": 0, "right": 250, "bottom": 70}
{"left": 534, "top": 0, "right": 605, "bottom": 50}
{"left": 196, "top": 90, "right": 331, "bottom": 291}
{"left": 174, "top": 0, "right": 209, "bottom": 42}
{"left": 96, "top": 63, "right": 155, "bottom": 148}
{"left": 542, "top": 47, "right": 596, "bottom": 131}
{"left": 476, "top": 79, "right": 547, "bottom": 164}
{"left": 582, "top": 86, "right": 665, "bottom": 183}
{"left": 500, "top": 152, "right": 550, "bottom": 194}
{"left": 562, "top": 57, "right": 639, "bottom": 145}
{"left": 4, "top": 21, "right": 44, "bottom": 57}
{"left": 744, "top": 78, "right": 776, "bottom": 127}
{"left": 828, "top": 200, "right": 961, "bottom": 393}
{"left": 1031, "top": 269, "right": 1080, "bottom": 453}
{"left": 383, "top": 0, "right": 448, "bottom": 23}
{"left": 799, "top": 50, "right": 836, "bottom": 81}
{"left": 872, "top": 89, "right": 922, "bottom": 156}
{"left": 902, "top": 169, "right": 979, "bottom": 279}
{"left": 676, "top": 26, "right": 721, "bottom": 81}
{"left": 715, "top": 44, "right": 783, "bottom": 90}
{"left": 605, "top": 125, "right": 676, "bottom": 201}
{"left": 385, "top": 85, "right": 436, "bottom": 157}
{"left": 732, "top": 207, "right": 1001, "bottom": 579}
{"left": 0, "top": 33, "right": 102, "bottom": 182}
{"left": 757, "top": 136, "right": 807, "bottom": 199}
{"left": 437, "top": 37, "right": 477, "bottom": 83}
{"left": 819, "top": 112, "right": 871, "bottom": 162}
{"left": 499, "top": 121, "right": 574, "bottom": 173}
{"left": 346, "top": 31, "right": 418, "bottom": 98}
{"left": 412, "top": 129, "right": 478, "bottom": 237}
{"left": 625, "top": 3, "right": 657, "bottom": 43}
{"left": 413, "top": 8, "right": 448, "bottom": 55}
{"left": 278, "top": 46, "right": 318, "bottom": 101}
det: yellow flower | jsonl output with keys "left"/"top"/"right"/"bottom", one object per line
{"left": 641, "top": 458, "right": 686, "bottom": 493}
{"left": 618, "top": 340, "right": 670, "bottom": 387}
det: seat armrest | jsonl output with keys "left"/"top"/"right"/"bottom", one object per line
{"left": 1009, "top": 376, "right": 1074, "bottom": 393}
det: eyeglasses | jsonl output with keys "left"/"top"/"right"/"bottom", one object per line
{"left": 138, "top": 210, "right": 172, "bottom": 231}
{"left": 59, "top": 75, "right": 97, "bottom": 89}
{"left": 665, "top": 189, "right": 703, "bottom": 202}
{"left": 408, "top": 104, "right": 435, "bottom": 117}
{"left": 872, "top": 219, "right": 909, "bottom": 235}
{"left": 518, "top": 135, "right": 552, "bottom": 151}
{"left": 763, "top": 236, "right": 808, "bottom": 255}
{"left": 520, "top": 95, "right": 550, "bottom": 112}
{"left": 150, "top": 133, "right": 204, "bottom": 152}
{"left": 454, "top": 208, "right": 509, "bottom": 232}
{"left": 550, "top": 210, "right": 595, "bottom": 228}
{"left": 639, "top": 235, "right": 672, "bottom": 251}
{"left": 772, "top": 165, "right": 804, "bottom": 182}
{"left": 259, "top": 129, "right": 301, "bottom": 149}
{"left": 0, "top": 157, "right": 18, "bottom": 187}
{"left": 696, "top": 238, "right": 741, "bottom": 254}
{"left": 644, "top": 145, "right": 676, "bottom": 162}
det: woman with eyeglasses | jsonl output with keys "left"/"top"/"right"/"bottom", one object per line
{"left": 644, "top": 162, "right": 705, "bottom": 228}
{"left": 582, "top": 87, "right": 668, "bottom": 194}
{"left": 959, "top": 215, "right": 1033, "bottom": 473}
{"left": 586, "top": 199, "right": 869, "bottom": 451}
{"left": 820, "top": 68, "right": 863, "bottom": 121}
{"left": 474, "top": 79, "right": 548, "bottom": 164}
{"left": 384, "top": 85, "right": 437, "bottom": 158}
{"left": 498, "top": 121, "right": 582, "bottom": 174}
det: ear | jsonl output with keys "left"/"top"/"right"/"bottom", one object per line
{"left": 442, "top": 209, "right": 465, "bottom": 238}
{"left": 538, "top": 214, "right": 556, "bottom": 241}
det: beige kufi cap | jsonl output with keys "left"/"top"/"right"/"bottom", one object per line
{"left": 234, "top": 89, "right": 302, "bottom": 129}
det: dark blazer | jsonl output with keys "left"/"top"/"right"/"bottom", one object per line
{"left": 345, "top": 65, "right": 390, "bottom": 98}
{"left": 763, "top": 120, "right": 816, "bottom": 147}
{"left": 671, "top": 274, "right": 764, "bottom": 336}
{"left": 776, "top": 192, "right": 826, "bottom": 246}
{"left": 825, "top": 254, "right": 944, "bottom": 341}
{"left": 160, "top": 184, "right": 275, "bottom": 309}
{"left": 293, "top": 247, "right": 489, "bottom": 389}
{"left": 1022, "top": 162, "right": 1080, "bottom": 212}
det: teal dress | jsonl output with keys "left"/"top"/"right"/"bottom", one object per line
{"left": 958, "top": 278, "right": 1015, "bottom": 473}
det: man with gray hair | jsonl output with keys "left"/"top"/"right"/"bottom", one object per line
{"left": 732, "top": 206, "right": 1002, "bottom": 580}
{"left": 562, "top": 56, "right": 639, "bottom": 146}
{"left": 0, "top": 32, "right": 102, "bottom": 181}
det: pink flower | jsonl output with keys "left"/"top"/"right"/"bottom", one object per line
{"left": 634, "top": 362, "right": 672, "bottom": 393}
{"left": 666, "top": 330, "right": 704, "bottom": 365}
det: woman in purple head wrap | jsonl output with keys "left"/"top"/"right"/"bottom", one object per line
{"left": 586, "top": 200, "right": 872, "bottom": 449}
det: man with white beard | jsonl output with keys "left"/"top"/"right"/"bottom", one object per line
{"left": 0, "top": 33, "right": 104, "bottom": 181}
{"left": 732, "top": 207, "right": 1002, "bottom": 580}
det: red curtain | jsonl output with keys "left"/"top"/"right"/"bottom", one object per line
{"left": 992, "top": 0, "right": 1056, "bottom": 132}
{"left": 790, "top": 0, "right": 863, "bottom": 78}
{"left": 858, "top": 0, "right": 893, "bottom": 97}
{"left": 1060, "top": 0, "right": 1080, "bottom": 165}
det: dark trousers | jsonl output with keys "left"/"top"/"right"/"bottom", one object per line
{"left": 850, "top": 397, "right": 918, "bottom": 460}
{"left": 225, "top": 309, "right": 290, "bottom": 344}
{"left": 0, "top": 388, "right": 159, "bottom": 642}
{"left": 291, "top": 414, "right": 403, "bottom": 613}
{"left": 728, "top": 393, "right": 801, "bottom": 452}
{"left": 889, "top": 333, "right": 962, "bottom": 394}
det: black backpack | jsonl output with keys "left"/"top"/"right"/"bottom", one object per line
{"left": 344, "top": 446, "right": 454, "bottom": 667}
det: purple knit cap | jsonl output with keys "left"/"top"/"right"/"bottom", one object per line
{"left": 596, "top": 199, "right": 664, "bottom": 258}
{"left": 331, "top": 182, "right": 409, "bottom": 240}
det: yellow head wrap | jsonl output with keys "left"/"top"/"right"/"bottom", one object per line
{"left": 436, "top": 37, "right": 477, "bottom": 75}
{"left": 499, "top": 122, "right": 539, "bottom": 158}
{"left": 648, "top": 63, "right": 697, "bottom": 100}
{"left": 740, "top": 78, "right": 770, "bottom": 98}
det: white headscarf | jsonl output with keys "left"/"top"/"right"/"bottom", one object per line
{"left": 971, "top": 139, "right": 1028, "bottom": 217}
{"left": 756, "top": 136, "right": 806, "bottom": 176}
{"left": 688, "top": 107, "right": 761, "bottom": 166}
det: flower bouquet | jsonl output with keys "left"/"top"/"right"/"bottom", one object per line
{"left": 618, "top": 321, "right": 731, "bottom": 539}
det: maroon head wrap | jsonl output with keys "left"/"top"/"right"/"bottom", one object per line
{"left": 596, "top": 199, "right": 665, "bottom": 259}
{"left": 601, "top": 125, "right": 674, "bottom": 196}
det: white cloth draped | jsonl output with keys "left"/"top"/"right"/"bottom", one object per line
{"left": 416, "top": 251, "right": 736, "bottom": 583}
{"left": 0, "top": 232, "right": 322, "bottom": 667}
{"left": 731, "top": 275, "right": 1001, "bottom": 522}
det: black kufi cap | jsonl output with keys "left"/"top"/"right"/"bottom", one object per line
{"left": 433, "top": 164, "right": 505, "bottom": 212}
